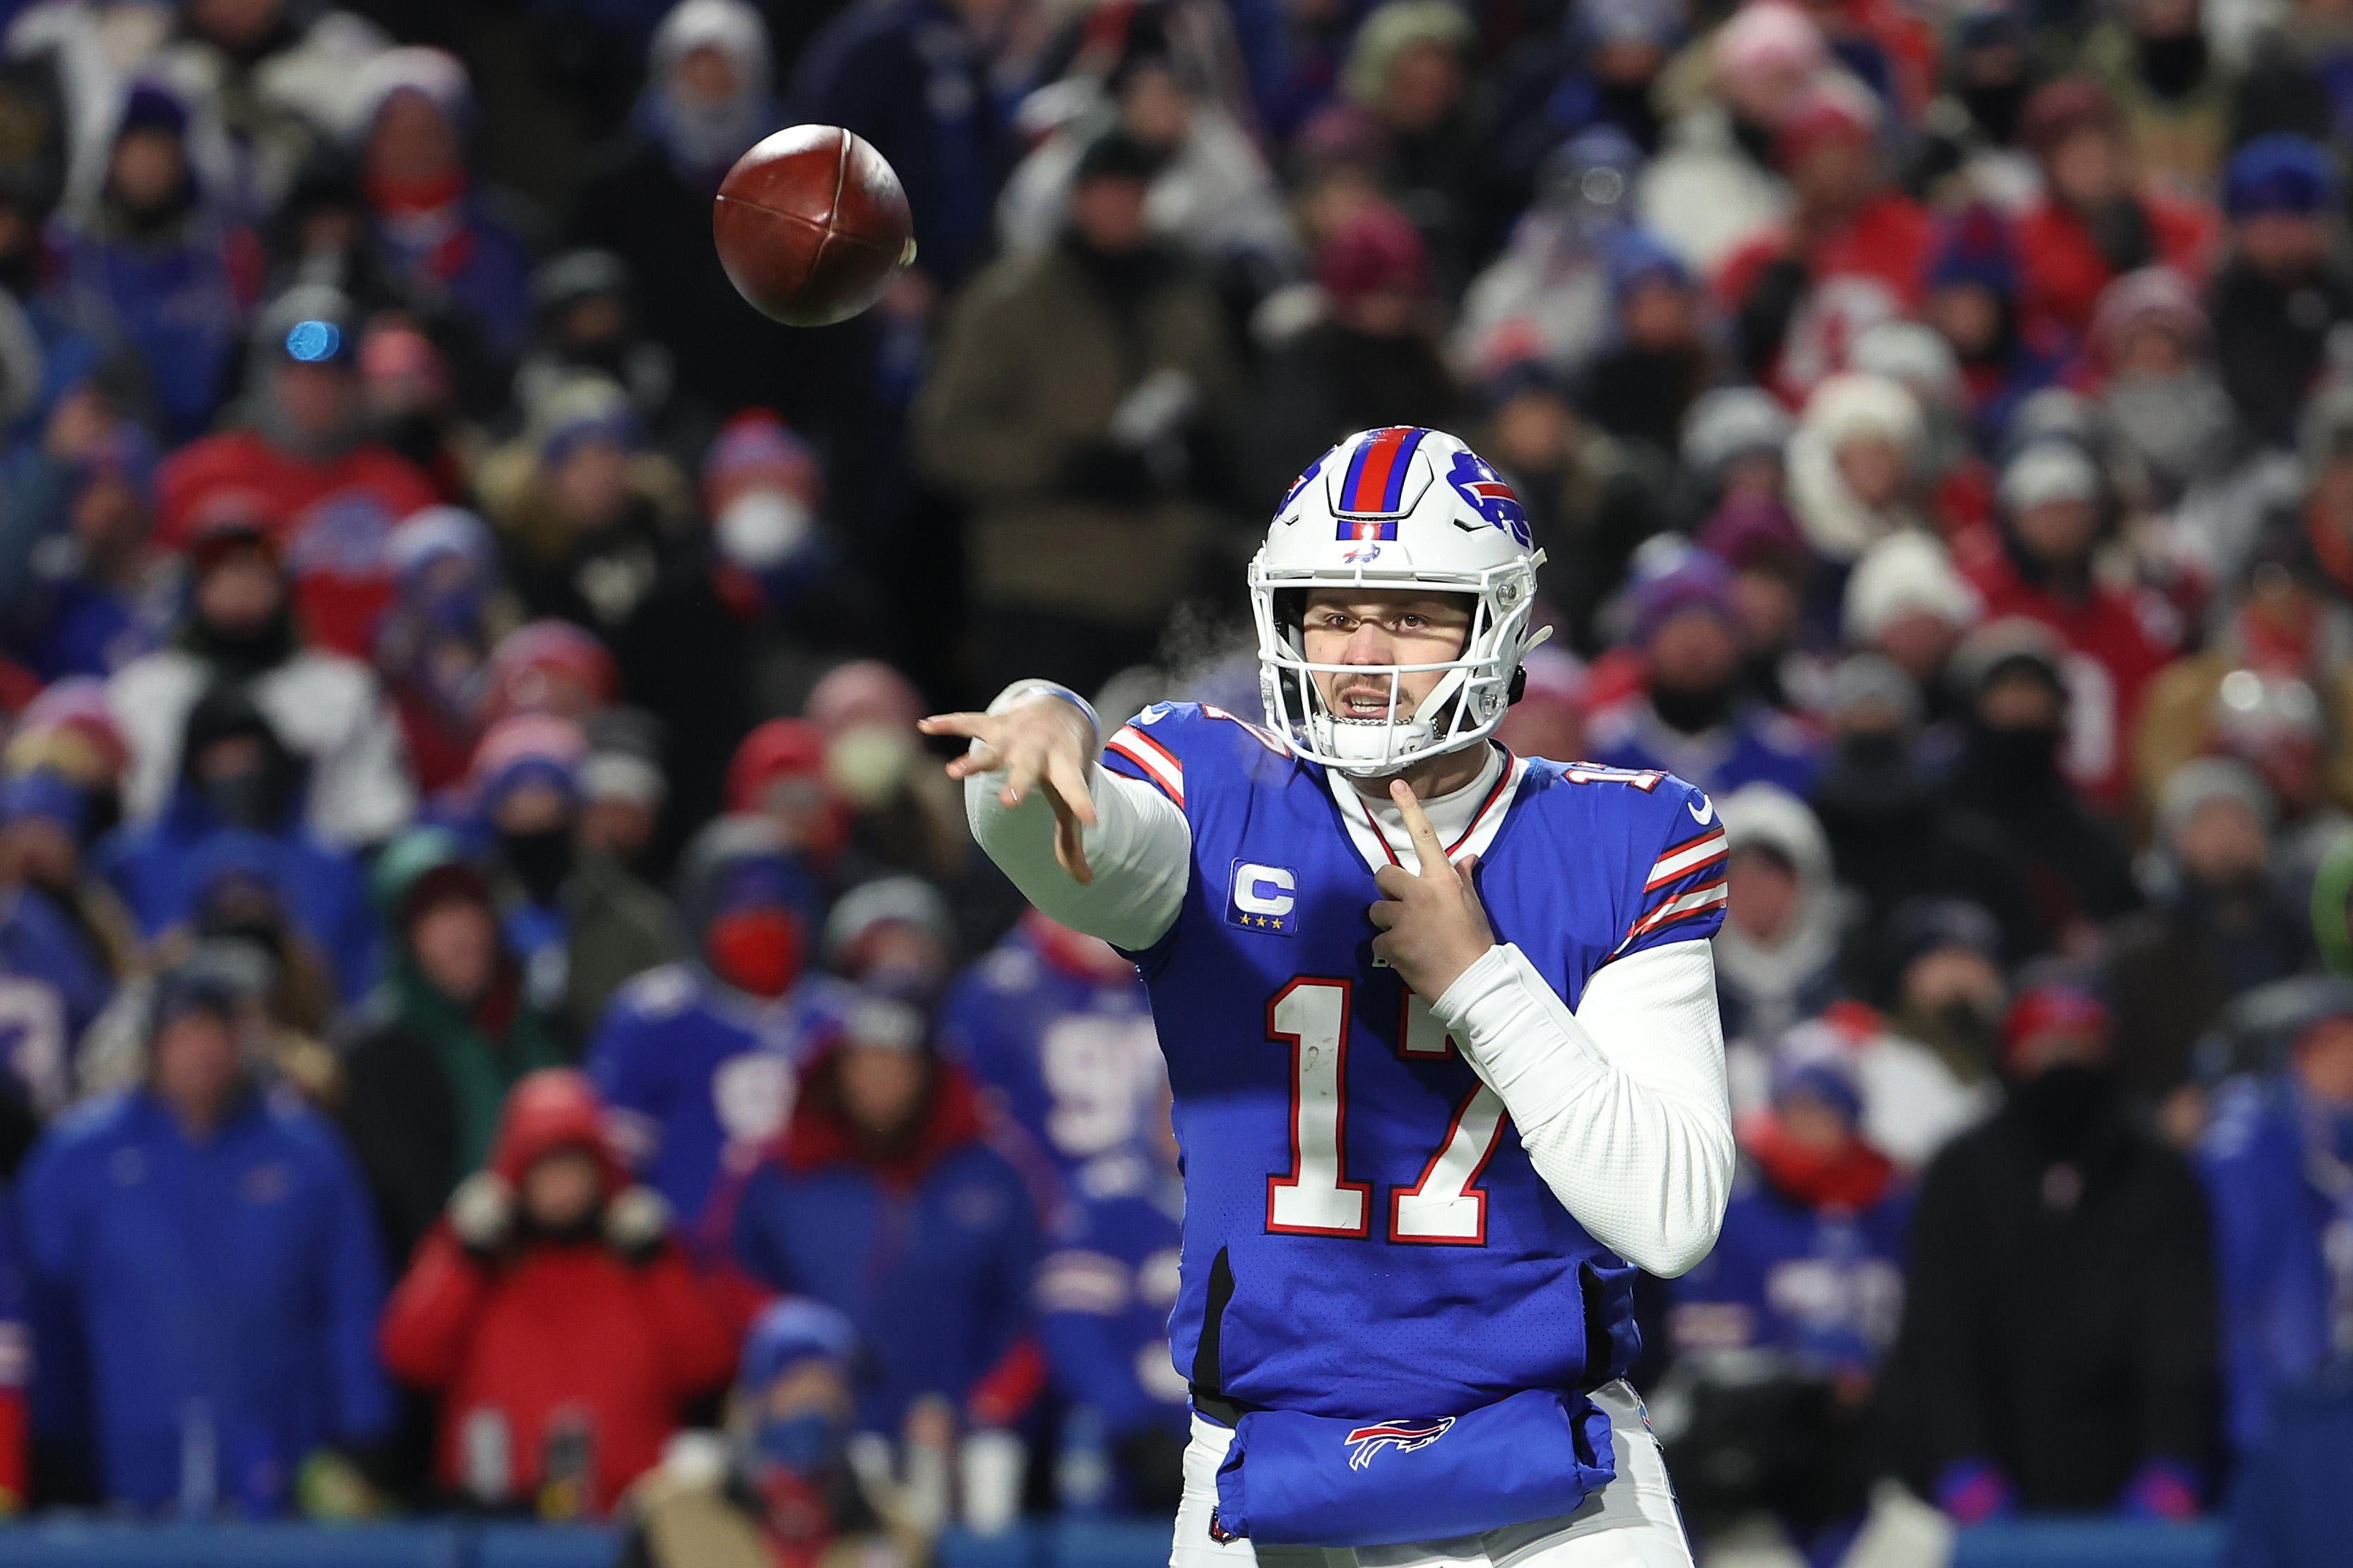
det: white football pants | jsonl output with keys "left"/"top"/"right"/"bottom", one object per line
{"left": 1171, "top": 1382, "right": 1695, "bottom": 1568}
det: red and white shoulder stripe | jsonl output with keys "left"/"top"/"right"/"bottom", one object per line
{"left": 1644, "top": 825, "right": 1727, "bottom": 891}
{"left": 1615, "top": 878, "right": 1729, "bottom": 954}
{"left": 1104, "top": 724, "right": 1184, "bottom": 808}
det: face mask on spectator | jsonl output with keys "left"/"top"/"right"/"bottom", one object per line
{"left": 201, "top": 767, "right": 287, "bottom": 832}
{"left": 707, "top": 908, "right": 803, "bottom": 998}
{"left": 2009, "top": 1062, "right": 2115, "bottom": 1160}
{"left": 716, "top": 490, "right": 817, "bottom": 573}
{"left": 499, "top": 825, "right": 575, "bottom": 904}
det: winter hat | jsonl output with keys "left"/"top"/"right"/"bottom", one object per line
{"left": 1996, "top": 438, "right": 2102, "bottom": 513}
{"left": 1575, "top": 0, "right": 1685, "bottom": 49}
{"left": 1318, "top": 204, "right": 1433, "bottom": 306}
{"left": 532, "top": 375, "right": 638, "bottom": 465}
{"left": 1801, "top": 372, "right": 1923, "bottom": 456}
{"left": 1843, "top": 532, "right": 1977, "bottom": 643}
{"left": 1628, "top": 549, "right": 1739, "bottom": 647}
{"left": 583, "top": 708, "right": 667, "bottom": 809}
{"left": 1951, "top": 616, "right": 2066, "bottom": 698}
{"left": 7, "top": 678, "right": 129, "bottom": 789}
{"left": 1714, "top": 1, "right": 1826, "bottom": 99}
{"left": 2089, "top": 266, "right": 2208, "bottom": 361}
{"left": 1925, "top": 205, "right": 2020, "bottom": 299}
{"left": 1823, "top": 651, "right": 1923, "bottom": 726}
{"left": 1342, "top": 0, "right": 1477, "bottom": 108}
{"left": 821, "top": 875, "right": 955, "bottom": 969}
{"left": 353, "top": 46, "right": 474, "bottom": 140}
{"left": 148, "top": 947, "right": 263, "bottom": 1039}
{"left": 726, "top": 719, "right": 832, "bottom": 812}
{"left": 469, "top": 713, "right": 587, "bottom": 815}
{"left": 1721, "top": 781, "right": 1831, "bottom": 885}
{"left": 487, "top": 621, "right": 617, "bottom": 719}
{"left": 739, "top": 1298, "right": 859, "bottom": 1391}
{"left": 1604, "top": 228, "right": 1691, "bottom": 301}
{"left": 2001, "top": 979, "right": 2111, "bottom": 1067}
{"left": 1887, "top": 896, "right": 2003, "bottom": 974}
{"left": 650, "top": 0, "right": 773, "bottom": 104}
{"left": 1849, "top": 321, "right": 1965, "bottom": 414}
{"left": 2224, "top": 133, "right": 2334, "bottom": 218}
{"left": 678, "top": 813, "right": 823, "bottom": 933}
{"left": 532, "top": 249, "right": 632, "bottom": 319}
{"left": 1534, "top": 124, "right": 1645, "bottom": 217}
{"left": 255, "top": 284, "right": 359, "bottom": 369}
{"left": 1681, "top": 385, "right": 1795, "bottom": 476}
{"left": 2155, "top": 757, "right": 2275, "bottom": 850}
{"left": 1699, "top": 491, "right": 1808, "bottom": 575}
{"left": 805, "top": 659, "right": 926, "bottom": 738}
{"left": 1774, "top": 74, "right": 1878, "bottom": 169}
{"left": 114, "top": 78, "right": 189, "bottom": 140}
{"left": 389, "top": 505, "right": 496, "bottom": 587}
{"left": 703, "top": 409, "right": 821, "bottom": 513}
{"left": 0, "top": 769, "right": 85, "bottom": 836}
{"left": 1770, "top": 1055, "right": 1865, "bottom": 1127}
{"left": 2018, "top": 76, "right": 2121, "bottom": 162}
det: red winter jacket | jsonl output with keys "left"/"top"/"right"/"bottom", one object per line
{"left": 156, "top": 429, "right": 439, "bottom": 658}
{"left": 2014, "top": 191, "right": 2217, "bottom": 343}
{"left": 378, "top": 1071, "right": 737, "bottom": 1516}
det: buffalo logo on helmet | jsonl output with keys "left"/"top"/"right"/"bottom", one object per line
{"left": 1342, "top": 1416, "right": 1456, "bottom": 1471}
{"left": 1446, "top": 451, "right": 1530, "bottom": 547}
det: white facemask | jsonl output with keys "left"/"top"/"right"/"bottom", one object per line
{"left": 715, "top": 491, "right": 815, "bottom": 571}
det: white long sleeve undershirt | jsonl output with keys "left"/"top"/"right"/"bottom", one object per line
{"left": 963, "top": 686, "right": 1732, "bottom": 1275}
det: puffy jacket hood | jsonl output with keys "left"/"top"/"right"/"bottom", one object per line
{"left": 778, "top": 1050, "right": 988, "bottom": 1188}
{"left": 488, "top": 1068, "right": 627, "bottom": 1195}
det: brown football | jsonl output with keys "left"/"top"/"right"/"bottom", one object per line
{"left": 713, "top": 125, "right": 915, "bottom": 327}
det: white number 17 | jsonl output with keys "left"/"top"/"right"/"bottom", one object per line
{"left": 1264, "top": 978, "right": 1507, "bottom": 1245}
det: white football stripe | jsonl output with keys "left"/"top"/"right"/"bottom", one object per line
{"left": 1646, "top": 828, "right": 1727, "bottom": 889}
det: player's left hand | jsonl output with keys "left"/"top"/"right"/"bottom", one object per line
{"left": 1369, "top": 779, "right": 1495, "bottom": 1001}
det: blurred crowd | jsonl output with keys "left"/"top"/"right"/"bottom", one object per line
{"left": 2, "top": 0, "right": 2353, "bottom": 1560}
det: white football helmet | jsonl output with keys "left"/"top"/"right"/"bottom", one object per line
{"left": 1249, "top": 425, "right": 1549, "bottom": 778}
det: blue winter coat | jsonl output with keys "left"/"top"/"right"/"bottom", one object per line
{"left": 730, "top": 1057, "right": 1044, "bottom": 1434}
{"left": 18, "top": 1087, "right": 393, "bottom": 1514}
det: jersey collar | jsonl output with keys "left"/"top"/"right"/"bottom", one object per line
{"left": 1323, "top": 743, "right": 1527, "bottom": 878}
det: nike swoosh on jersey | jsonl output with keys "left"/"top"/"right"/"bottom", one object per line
{"left": 1688, "top": 797, "right": 1715, "bottom": 825}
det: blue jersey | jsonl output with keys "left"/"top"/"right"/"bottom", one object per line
{"left": 585, "top": 964, "right": 853, "bottom": 1229}
{"left": 939, "top": 921, "right": 1164, "bottom": 1183}
{"left": 1034, "top": 1145, "right": 1191, "bottom": 1440}
{"left": 1098, "top": 703, "right": 1728, "bottom": 1418}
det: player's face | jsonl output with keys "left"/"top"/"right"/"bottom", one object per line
{"left": 1299, "top": 589, "right": 1474, "bottom": 726}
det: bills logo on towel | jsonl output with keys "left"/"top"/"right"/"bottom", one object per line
{"left": 1342, "top": 1417, "right": 1456, "bottom": 1471}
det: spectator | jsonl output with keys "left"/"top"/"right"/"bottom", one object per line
{"left": 1960, "top": 440, "right": 2176, "bottom": 808}
{"left": 0, "top": 770, "right": 127, "bottom": 1126}
{"left": 788, "top": 0, "right": 1014, "bottom": 296}
{"left": 822, "top": 875, "right": 957, "bottom": 1002}
{"left": 2083, "top": 0, "right": 2234, "bottom": 193}
{"left": 1698, "top": 492, "right": 1811, "bottom": 710}
{"left": 579, "top": 709, "right": 668, "bottom": 875}
{"left": 2198, "top": 976, "right": 2353, "bottom": 1456}
{"left": 107, "top": 513, "right": 415, "bottom": 849}
{"left": 1875, "top": 898, "right": 2013, "bottom": 1091}
{"left": 731, "top": 991, "right": 1044, "bottom": 1439}
{"left": 350, "top": 49, "right": 535, "bottom": 373}
{"left": 1640, "top": 0, "right": 1815, "bottom": 274}
{"left": 1455, "top": 125, "right": 1643, "bottom": 381}
{"left": 1939, "top": 619, "right": 2140, "bottom": 952}
{"left": 569, "top": 0, "right": 789, "bottom": 417}
{"left": 1336, "top": 0, "right": 1490, "bottom": 292}
{"left": 615, "top": 1299, "right": 928, "bottom": 1568}
{"left": 1839, "top": 533, "right": 1979, "bottom": 714}
{"left": 803, "top": 660, "right": 972, "bottom": 889}
{"left": 467, "top": 714, "right": 679, "bottom": 1044}
{"left": 2086, "top": 266, "right": 2240, "bottom": 508}
{"left": 1585, "top": 549, "right": 1823, "bottom": 798}
{"left": 2013, "top": 78, "right": 2217, "bottom": 344}
{"left": 939, "top": 910, "right": 1162, "bottom": 1183}
{"left": 152, "top": 285, "right": 440, "bottom": 659}
{"left": 372, "top": 507, "right": 508, "bottom": 796}
{"left": 1034, "top": 1115, "right": 1189, "bottom": 1515}
{"left": 588, "top": 814, "right": 835, "bottom": 1227}
{"left": 1474, "top": 359, "right": 1668, "bottom": 654}
{"left": 1920, "top": 208, "right": 2069, "bottom": 455}
{"left": 1575, "top": 230, "right": 1714, "bottom": 460}
{"left": 1253, "top": 204, "right": 1456, "bottom": 508}
{"left": 0, "top": 390, "right": 170, "bottom": 682}
{"left": 1672, "top": 383, "right": 1794, "bottom": 534}
{"left": 1885, "top": 977, "right": 2217, "bottom": 1521}
{"left": 1666, "top": 1058, "right": 1907, "bottom": 1556}
{"left": 1713, "top": 784, "right": 1844, "bottom": 1051}
{"left": 913, "top": 129, "right": 1242, "bottom": 699}
{"left": 19, "top": 951, "right": 393, "bottom": 1514}
{"left": 52, "top": 80, "right": 254, "bottom": 443}
{"left": 379, "top": 1068, "right": 734, "bottom": 1517}
{"left": 2108, "top": 761, "right": 2311, "bottom": 1115}
{"left": 97, "top": 685, "right": 376, "bottom": 1003}
{"left": 340, "top": 828, "right": 566, "bottom": 1268}
{"left": 1785, "top": 371, "right": 1927, "bottom": 570}
{"left": 1717, "top": 76, "right": 1932, "bottom": 403}
{"left": 513, "top": 250, "right": 683, "bottom": 448}
{"left": 2209, "top": 133, "right": 2353, "bottom": 452}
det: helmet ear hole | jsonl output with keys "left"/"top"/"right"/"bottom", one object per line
{"left": 1508, "top": 666, "right": 1527, "bottom": 705}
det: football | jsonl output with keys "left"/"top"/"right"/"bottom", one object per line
{"left": 713, "top": 125, "right": 915, "bottom": 327}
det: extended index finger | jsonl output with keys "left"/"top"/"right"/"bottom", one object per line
{"left": 1388, "top": 779, "right": 1450, "bottom": 875}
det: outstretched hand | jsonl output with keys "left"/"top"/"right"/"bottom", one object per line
{"left": 1369, "top": 779, "right": 1494, "bottom": 1000}
{"left": 919, "top": 698, "right": 1100, "bottom": 883}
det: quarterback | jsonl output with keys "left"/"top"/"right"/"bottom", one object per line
{"left": 923, "top": 426, "right": 1734, "bottom": 1568}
